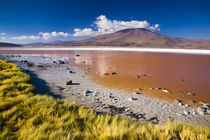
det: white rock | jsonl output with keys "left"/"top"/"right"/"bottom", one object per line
{"left": 162, "top": 89, "right": 170, "bottom": 93}
{"left": 128, "top": 97, "right": 138, "bottom": 101}
{"left": 184, "top": 111, "right": 190, "bottom": 115}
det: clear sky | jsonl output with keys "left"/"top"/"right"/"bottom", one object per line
{"left": 0, "top": 0, "right": 210, "bottom": 43}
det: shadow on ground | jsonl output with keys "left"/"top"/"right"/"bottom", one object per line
{"left": 23, "top": 69, "right": 62, "bottom": 99}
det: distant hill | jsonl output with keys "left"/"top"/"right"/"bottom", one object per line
{"left": 59, "top": 28, "right": 210, "bottom": 49}
{"left": 0, "top": 42, "right": 21, "bottom": 47}
{"left": 24, "top": 40, "right": 65, "bottom": 46}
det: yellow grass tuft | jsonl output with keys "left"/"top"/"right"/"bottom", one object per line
{"left": 0, "top": 59, "right": 209, "bottom": 139}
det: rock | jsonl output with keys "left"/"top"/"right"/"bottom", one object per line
{"left": 162, "top": 88, "right": 170, "bottom": 93}
{"left": 202, "top": 103, "right": 209, "bottom": 109}
{"left": 27, "top": 63, "right": 33, "bottom": 67}
{"left": 76, "top": 54, "right": 80, "bottom": 57}
{"left": 175, "top": 99, "right": 182, "bottom": 103}
{"left": 83, "top": 68, "right": 90, "bottom": 70}
{"left": 53, "top": 61, "right": 57, "bottom": 64}
{"left": 21, "top": 60, "right": 28, "bottom": 63}
{"left": 178, "top": 103, "right": 184, "bottom": 106}
{"left": 184, "top": 111, "right": 190, "bottom": 115}
{"left": 59, "top": 60, "right": 65, "bottom": 64}
{"left": 156, "top": 87, "right": 162, "bottom": 90}
{"left": 184, "top": 91, "right": 195, "bottom": 96}
{"left": 133, "top": 92, "right": 140, "bottom": 95}
{"left": 104, "top": 72, "right": 109, "bottom": 75}
{"left": 83, "top": 90, "right": 92, "bottom": 96}
{"left": 66, "top": 80, "right": 73, "bottom": 85}
{"left": 69, "top": 70, "right": 73, "bottom": 73}
{"left": 189, "top": 100, "right": 196, "bottom": 103}
{"left": 149, "top": 88, "right": 154, "bottom": 90}
{"left": 136, "top": 75, "right": 140, "bottom": 78}
{"left": 137, "top": 88, "right": 143, "bottom": 91}
{"left": 185, "top": 104, "right": 190, "bottom": 107}
{"left": 112, "top": 72, "right": 117, "bottom": 75}
{"left": 190, "top": 110, "right": 197, "bottom": 115}
{"left": 128, "top": 97, "right": 138, "bottom": 101}
{"left": 197, "top": 107, "right": 207, "bottom": 115}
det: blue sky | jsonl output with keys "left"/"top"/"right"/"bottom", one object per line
{"left": 0, "top": 0, "right": 210, "bottom": 43}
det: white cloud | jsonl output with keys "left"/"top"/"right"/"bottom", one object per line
{"left": 40, "top": 31, "right": 69, "bottom": 40}
{"left": 12, "top": 35, "right": 40, "bottom": 40}
{"left": 72, "top": 15, "right": 160, "bottom": 37}
{"left": 0, "top": 37, "right": 6, "bottom": 40}
{"left": 39, "top": 32, "right": 51, "bottom": 40}
{"left": 0, "top": 33, "right": 6, "bottom": 35}
{"left": 12, "top": 31, "right": 69, "bottom": 40}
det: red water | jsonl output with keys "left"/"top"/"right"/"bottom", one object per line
{"left": 1, "top": 50, "right": 210, "bottom": 106}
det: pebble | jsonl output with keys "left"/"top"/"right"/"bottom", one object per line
{"left": 162, "top": 88, "right": 170, "bottom": 93}
{"left": 133, "top": 92, "right": 141, "bottom": 95}
{"left": 184, "top": 111, "right": 190, "bottom": 115}
{"left": 175, "top": 99, "right": 182, "bottom": 103}
{"left": 128, "top": 97, "right": 138, "bottom": 101}
{"left": 136, "top": 75, "right": 140, "bottom": 78}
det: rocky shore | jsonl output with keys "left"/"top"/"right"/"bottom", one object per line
{"left": 1, "top": 54, "right": 209, "bottom": 126}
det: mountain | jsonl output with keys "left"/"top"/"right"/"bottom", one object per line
{"left": 0, "top": 42, "right": 21, "bottom": 47}
{"left": 60, "top": 28, "right": 210, "bottom": 49}
{"left": 24, "top": 40, "right": 65, "bottom": 46}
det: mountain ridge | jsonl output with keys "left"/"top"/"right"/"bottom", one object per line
{"left": 59, "top": 28, "right": 210, "bottom": 49}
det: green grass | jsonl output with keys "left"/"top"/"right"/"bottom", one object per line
{"left": 0, "top": 59, "right": 209, "bottom": 140}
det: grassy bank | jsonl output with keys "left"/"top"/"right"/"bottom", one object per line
{"left": 0, "top": 59, "right": 209, "bottom": 140}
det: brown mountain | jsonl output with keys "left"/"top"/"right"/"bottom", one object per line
{"left": 60, "top": 28, "right": 210, "bottom": 49}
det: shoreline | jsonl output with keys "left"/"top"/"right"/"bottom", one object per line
{"left": 1, "top": 47, "right": 210, "bottom": 55}
{"left": 1, "top": 54, "right": 209, "bottom": 126}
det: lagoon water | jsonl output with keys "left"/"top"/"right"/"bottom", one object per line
{"left": 1, "top": 49, "right": 210, "bottom": 105}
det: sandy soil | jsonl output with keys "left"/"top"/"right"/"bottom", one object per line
{"left": 1, "top": 54, "right": 209, "bottom": 127}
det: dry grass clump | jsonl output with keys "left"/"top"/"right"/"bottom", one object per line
{"left": 0, "top": 59, "right": 209, "bottom": 140}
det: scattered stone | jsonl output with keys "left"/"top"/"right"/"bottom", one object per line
{"left": 162, "top": 88, "right": 170, "bottom": 93}
{"left": 149, "top": 88, "right": 154, "bottom": 90}
{"left": 66, "top": 80, "right": 73, "bottom": 85}
{"left": 185, "top": 104, "right": 190, "bottom": 107}
{"left": 137, "top": 88, "right": 143, "bottom": 91}
{"left": 189, "top": 100, "right": 196, "bottom": 103}
{"left": 190, "top": 110, "right": 197, "bottom": 115}
{"left": 58, "top": 60, "right": 65, "bottom": 64}
{"left": 178, "top": 103, "right": 184, "bottom": 106}
{"left": 112, "top": 72, "right": 117, "bottom": 75}
{"left": 128, "top": 97, "right": 138, "bottom": 101}
{"left": 27, "top": 62, "right": 33, "bottom": 67}
{"left": 197, "top": 107, "right": 207, "bottom": 115}
{"left": 21, "top": 60, "right": 28, "bottom": 63}
{"left": 156, "top": 87, "right": 162, "bottom": 90}
{"left": 203, "top": 104, "right": 209, "bottom": 109}
{"left": 83, "top": 90, "right": 92, "bottom": 96}
{"left": 184, "top": 91, "right": 195, "bottom": 96}
{"left": 184, "top": 111, "right": 190, "bottom": 115}
{"left": 136, "top": 75, "right": 140, "bottom": 78}
{"left": 175, "top": 99, "right": 182, "bottom": 103}
{"left": 104, "top": 72, "right": 109, "bottom": 75}
{"left": 133, "top": 92, "right": 141, "bottom": 95}
{"left": 83, "top": 68, "right": 90, "bottom": 70}
{"left": 53, "top": 61, "right": 57, "bottom": 64}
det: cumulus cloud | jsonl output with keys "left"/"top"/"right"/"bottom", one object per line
{"left": 0, "top": 37, "right": 6, "bottom": 40}
{"left": 72, "top": 15, "right": 160, "bottom": 37}
{"left": 39, "top": 31, "right": 69, "bottom": 40}
{"left": 12, "top": 31, "right": 69, "bottom": 40}
{"left": 0, "top": 33, "right": 6, "bottom": 35}
{"left": 12, "top": 35, "right": 40, "bottom": 40}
